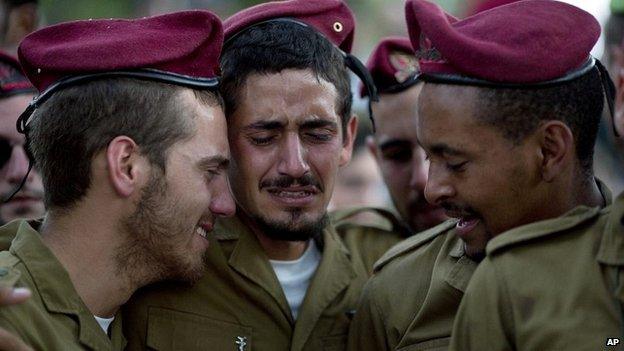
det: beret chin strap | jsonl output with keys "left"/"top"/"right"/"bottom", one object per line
{"left": 594, "top": 59, "right": 619, "bottom": 138}
{"left": 344, "top": 52, "right": 378, "bottom": 132}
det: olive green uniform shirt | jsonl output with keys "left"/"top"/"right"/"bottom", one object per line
{"left": 332, "top": 207, "right": 410, "bottom": 275}
{"left": 0, "top": 220, "right": 126, "bottom": 351}
{"left": 123, "top": 214, "right": 369, "bottom": 351}
{"left": 347, "top": 220, "right": 477, "bottom": 351}
{"left": 450, "top": 192, "right": 623, "bottom": 351}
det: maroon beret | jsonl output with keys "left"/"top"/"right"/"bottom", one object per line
{"left": 0, "top": 51, "right": 35, "bottom": 98}
{"left": 362, "top": 37, "right": 418, "bottom": 97}
{"left": 405, "top": 0, "right": 600, "bottom": 84}
{"left": 224, "top": 0, "right": 354, "bottom": 53}
{"left": 19, "top": 10, "right": 223, "bottom": 94}
{"left": 465, "top": 0, "right": 522, "bottom": 17}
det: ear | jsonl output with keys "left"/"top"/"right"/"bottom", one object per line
{"left": 366, "top": 135, "right": 379, "bottom": 161}
{"left": 106, "top": 136, "right": 144, "bottom": 198}
{"left": 537, "top": 121, "right": 574, "bottom": 182}
{"left": 339, "top": 114, "right": 358, "bottom": 166}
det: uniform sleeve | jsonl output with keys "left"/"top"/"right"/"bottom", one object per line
{"left": 449, "top": 258, "right": 515, "bottom": 351}
{"left": 347, "top": 276, "right": 390, "bottom": 351}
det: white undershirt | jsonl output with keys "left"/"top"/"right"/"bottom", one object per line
{"left": 94, "top": 315, "right": 115, "bottom": 334}
{"left": 269, "top": 241, "right": 322, "bottom": 320}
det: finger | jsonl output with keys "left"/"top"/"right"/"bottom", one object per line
{"left": 0, "top": 328, "right": 32, "bottom": 351}
{"left": 0, "top": 288, "right": 30, "bottom": 306}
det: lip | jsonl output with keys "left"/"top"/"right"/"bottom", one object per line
{"left": 6, "top": 195, "right": 40, "bottom": 205}
{"left": 265, "top": 186, "right": 318, "bottom": 207}
{"left": 455, "top": 217, "right": 480, "bottom": 239}
{"left": 199, "top": 222, "right": 214, "bottom": 233}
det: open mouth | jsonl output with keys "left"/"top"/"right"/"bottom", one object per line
{"left": 195, "top": 222, "right": 213, "bottom": 240}
{"left": 265, "top": 186, "right": 319, "bottom": 205}
{"left": 267, "top": 189, "right": 315, "bottom": 198}
{"left": 455, "top": 216, "right": 481, "bottom": 237}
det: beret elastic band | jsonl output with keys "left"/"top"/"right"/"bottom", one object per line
{"left": 420, "top": 57, "right": 596, "bottom": 89}
{"left": 382, "top": 75, "right": 420, "bottom": 94}
{"left": 16, "top": 68, "right": 219, "bottom": 134}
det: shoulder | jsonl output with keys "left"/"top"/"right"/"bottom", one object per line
{"left": 331, "top": 206, "right": 410, "bottom": 236}
{"left": 486, "top": 205, "right": 606, "bottom": 258}
{"left": 0, "top": 221, "right": 23, "bottom": 252}
{"left": 373, "top": 219, "right": 457, "bottom": 272}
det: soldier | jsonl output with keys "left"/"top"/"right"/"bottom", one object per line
{"left": 348, "top": 0, "right": 613, "bottom": 350}
{"left": 445, "top": 0, "right": 624, "bottom": 348}
{"left": 335, "top": 37, "right": 447, "bottom": 274}
{"left": 0, "top": 52, "right": 44, "bottom": 227}
{"left": 0, "top": 11, "right": 234, "bottom": 350}
{"left": 124, "top": 1, "right": 375, "bottom": 350}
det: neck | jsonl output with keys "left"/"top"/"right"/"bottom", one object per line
{"left": 239, "top": 214, "right": 309, "bottom": 261}
{"left": 41, "top": 206, "right": 137, "bottom": 318}
{"left": 538, "top": 176, "right": 604, "bottom": 221}
{"left": 572, "top": 177, "right": 605, "bottom": 209}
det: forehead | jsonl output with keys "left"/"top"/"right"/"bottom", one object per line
{"left": 232, "top": 69, "right": 339, "bottom": 126}
{"left": 0, "top": 94, "right": 32, "bottom": 141}
{"left": 373, "top": 84, "right": 421, "bottom": 143}
{"left": 417, "top": 83, "right": 503, "bottom": 152}
{"left": 178, "top": 90, "right": 228, "bottom": 154}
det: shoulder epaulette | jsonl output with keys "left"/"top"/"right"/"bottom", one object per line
{"left": 486, "top": 205, "right": 603, "bottom": 256}
{"left": 373, "top": 219, "right": 456, "bottom": 272}
{"left": 331, "top": 206, "right": 409, "bottom": 235}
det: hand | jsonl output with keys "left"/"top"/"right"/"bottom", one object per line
{"left": 0, "top": 287, "right": 32, "bottom": 351}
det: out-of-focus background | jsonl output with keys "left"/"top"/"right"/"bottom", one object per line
{"left": 36, "top": 0, "right": 624, "bottom": 210}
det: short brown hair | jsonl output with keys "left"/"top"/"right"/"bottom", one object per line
{"left": 28, "top": 78, "right": 221, "bottom": 210}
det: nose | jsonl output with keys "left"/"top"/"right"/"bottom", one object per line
{"left": 276, "top": 133, "right": 309, "bottom": 178}
{"left": 5, "top": 146, "right": 32, "bottom": 185}
{"left": 409, "top": 148, "right": 428, "bottom": 192}
{"left": 424, "top": 162, "right": 455, "bottom": 206}
{"left": 209, "top": 175, "right": 236, "bottom": 218}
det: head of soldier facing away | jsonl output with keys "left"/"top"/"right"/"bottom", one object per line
{"left": 0, "top": 11, "right": 235, "bottom": 350}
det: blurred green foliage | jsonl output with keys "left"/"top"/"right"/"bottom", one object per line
{"left": 40, "top": 0, "right": 136, "bottom": 22}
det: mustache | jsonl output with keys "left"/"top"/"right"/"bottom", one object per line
{"left": 260, "top": 174, "right": 323, "bottom": 192}
{"left": 440, "top": 201, "right": 479, "bottom": 218}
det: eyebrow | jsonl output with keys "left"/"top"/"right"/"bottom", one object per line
{"left": 243, "top": 121, "right": 284, "bottom": 131}
{"left": 198, "top": 155, "right": 230, "bottom": 171}
{"left": 379, "top": 139, "right": 411, "bottom": 151}
{"left": 429, "top": 143, "right": 467, "bottom": 157}
{"left": 299, "top": 119, "right": 338, "bottom": 130}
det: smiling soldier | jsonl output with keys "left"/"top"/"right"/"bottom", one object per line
{"left": 347, "top": 1, "right": 615, "bottom": 350}
{"left": 0, "top": 11, "right": 234, "bottom": 350}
